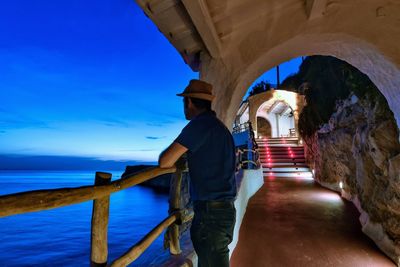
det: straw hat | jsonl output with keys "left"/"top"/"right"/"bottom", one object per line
{"left": 177, "top": 79, "right": 215, "bottom": 101}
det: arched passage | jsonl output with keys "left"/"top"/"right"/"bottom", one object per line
{"left": 202, "top": 38, "right": 400, "bottom": 262}
{"left": 204, "top": 34, "right": 400, "bottom": 131}
{"left": 213, "top": 51, "right": 400, "bottom": 263}
{"left": 240, "top": 90, "right": 304, "bottom": 138}
{"left": 254, "top": 94, "right": 299, "bottom": 138}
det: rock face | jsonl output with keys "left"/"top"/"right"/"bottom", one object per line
{"left": 304, "top": 93, "right": 400, "bottom": 264}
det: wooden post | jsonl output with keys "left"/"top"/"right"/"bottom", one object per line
{"left": 90, "top": 172, "right": 112, "bottom": 267}
{"left": 168, "top": 167, "right": 183, "bottom": 255}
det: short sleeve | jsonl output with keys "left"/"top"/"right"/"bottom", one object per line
{"left": 175, "top": 119, "right": 210, "bottom": 153}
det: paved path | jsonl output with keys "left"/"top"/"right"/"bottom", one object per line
{"left": 230, "top": 177, "right": 395, "bottom": 267}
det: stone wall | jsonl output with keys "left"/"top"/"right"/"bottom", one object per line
{"left": 303, "top": 94, "right": 400, "bottom": 264}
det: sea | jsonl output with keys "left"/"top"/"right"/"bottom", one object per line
{"left": 0, "top": 170, "right": 169, "bottom": 266}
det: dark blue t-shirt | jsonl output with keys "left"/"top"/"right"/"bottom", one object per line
{"left": 175, "top": 111, "right": 237, "bottom": 201}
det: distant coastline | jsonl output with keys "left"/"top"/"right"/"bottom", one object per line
{"left": 0, "top": 154, "right": 157, "bottom": 171}
{"left": 122, "top": 164, "right": 171, "bottom": 192}
{"left": 0, "top": 155, "right": 170, "bottom": 192}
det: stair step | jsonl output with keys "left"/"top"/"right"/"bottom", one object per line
{"left": 260, "top": 155, "right": 305, "bottom": 158}
{"left": 262, "top": 165, "right": 309, "bottom": 169}
{"left": 260, "top": 155, "right": 305, "bottom": 157}
{"left": 259, "top": 152, "right": 304, "bottom": 155}
{"left": 259, "top": 147, "right": 304, "bottom": 149}
{"left": 259, "top": 151, "right": 304, "bottom": 153}
{"left": 260, "top": 160, "right": 306, "bottom": 163}
{"left": 259, "top": 148, "right": 304, "bottom": 150}
{"left": 257, "top": 141, "right": 298, "bottom": 143}
{"left": 260, "top": 162, "right": 306, "bottom": 165}
{"left": 263, "top": 167, "right": 310, "bottom": 172}
{"left": 260, "top": 152, "right": 304, "bottom": 154}
{"left": 257, "top": 140, "right": 300, "bottom": 142}
{"left": 260, "top": 159, "right": 306, "bottom": 162}
{"left": 256, "top": 137, "right": 299, "bottom": 140}
{"left": 260, "top": 156, "right": 305, "bottom": 158}
{"left": 257, "top": 144, "right": 299, "bottom": 147}
{"left": 260, "top": 156, "right": 305, "bottom": 159}
{"left": 260, "top": 162, "right": 306, "bottom": 166}
{"left": 264, "top": 172, "right": 313, "bottom": 178}
{"left": 257, "top": 142, "right": 300, "bottom": 144}
{"left": 255, "top": 140, "right": 312, "bottom": 179}
{"left": 260, "top": 151, "right": 304, "bottom": 153}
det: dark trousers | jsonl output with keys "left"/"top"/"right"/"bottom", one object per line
{"left": 190, "top": 201, "right": 236, "bottom": 267}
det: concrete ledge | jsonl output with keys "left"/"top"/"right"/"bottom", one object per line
{"left": 230, "top": 168, "right": 264, "bottom": 257}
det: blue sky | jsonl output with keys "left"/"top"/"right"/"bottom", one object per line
{"left": 0, "top": 0, "right": 301, "bottom": 165}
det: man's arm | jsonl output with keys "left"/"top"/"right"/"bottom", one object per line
{"left": 158, "top": 142, "right": 188, "bottom": 168}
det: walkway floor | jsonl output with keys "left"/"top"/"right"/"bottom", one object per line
{"left": 231, "top": 176, "right": 395, "bottom": 267}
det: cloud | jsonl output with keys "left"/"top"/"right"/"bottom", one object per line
{"left": 120, "top": 149, "right": 158, "bottom": 152}
{"left": 97, "top": 117, "right": 132, "bottom": 128}
{"left": 0, "top": 115, "right": 50, "bottom": 130}
{"left": 0, "top": 108, "right": 51, "bottom": 130}
{"left": 146, "top": 120, "right": 174, "bottom": 127}
{"left": 0, "top": 119, "right": 49, "bottom": 129}
{"left": 0, "top": 154, "right": 157, "bottom": 170}
{"left": 0, "top": 130, "right": 6, "bottom": 134}
{"left": 146, "top": 136, "right": 166, "bottom": 140}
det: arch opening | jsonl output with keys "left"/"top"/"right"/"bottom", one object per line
{"left": 255, "top": 97, "right": 296, "bottom": 138}
{"left": 216, "top": 34, "right": 400, "bottom": 131}
{"left": 229, "top": 53, "right": 400, "bottom": 264}
{"left": 256, "top": 116, "right": 272, "bottom": 138}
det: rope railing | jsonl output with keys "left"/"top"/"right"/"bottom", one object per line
{"left": 237, "top": 148, "right": 261, "bottom": 169}
{"left": 0, "top": 164, "right": 190, "bottom": 266}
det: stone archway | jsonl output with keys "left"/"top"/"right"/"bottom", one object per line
{"left": 203, "top": 34, "right": 400, "bottom": 131}
{"left": 202, "top": 39, "right": 400, "bottom": 262}
{"left": 256, "top": 116, "right": 272, "bottom": 137}
{"left": 246, "top": 90, "right": 304, "bottom": 138}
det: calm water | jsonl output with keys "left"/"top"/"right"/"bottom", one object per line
{"left": 0, "top": 170, "right": 169, "bottom": 266}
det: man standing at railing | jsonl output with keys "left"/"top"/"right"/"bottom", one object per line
{"left": 159, "top": 79, "right": 237, "bottom": 267}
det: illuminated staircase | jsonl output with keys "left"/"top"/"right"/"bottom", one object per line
{"left": 256, "top": 137, "right": 313, "bottom": 178}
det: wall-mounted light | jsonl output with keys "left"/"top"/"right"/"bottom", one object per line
{"left": 339, "top": 181, "right": 343, "bottom": 189}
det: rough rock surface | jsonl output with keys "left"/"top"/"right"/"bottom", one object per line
{"left": 303, "top": 94, "right": 400, "bottom": 264}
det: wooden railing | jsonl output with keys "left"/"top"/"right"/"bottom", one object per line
{"left": 0, "top": 165, "right": 190, "bottom": 266}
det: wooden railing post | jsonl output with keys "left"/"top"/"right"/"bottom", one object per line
{"left": 168, "top": 165, "right": 184, "bottom": 255}
{"left": 90, "top": 172, "right": 112, "bottom": 267}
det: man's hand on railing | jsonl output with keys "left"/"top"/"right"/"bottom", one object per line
{"left": 174, "top": 154, "right": 187, "bottom": 171}
{"left": 158, "top": 142, "right": 188, "bottom": 168}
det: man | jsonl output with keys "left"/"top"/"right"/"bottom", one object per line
{"left": 158, "top": 79, "right": 237, "bottom": 267}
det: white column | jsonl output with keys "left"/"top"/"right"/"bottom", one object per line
{"left": 275, "top": 113, "right": 280, "bottom": 137}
